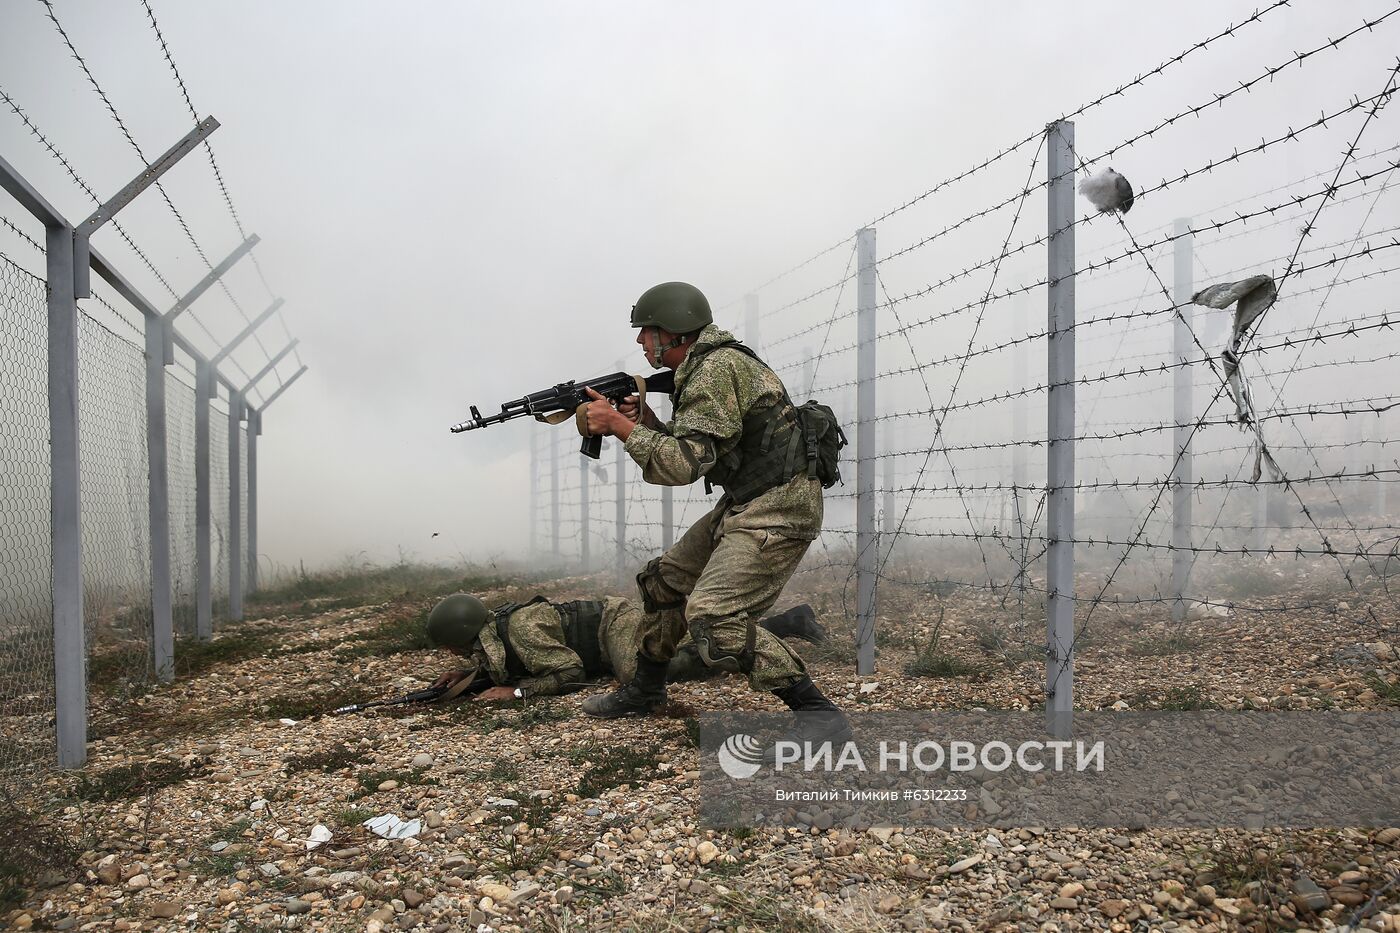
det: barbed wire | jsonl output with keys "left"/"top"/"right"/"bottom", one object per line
{"left": 34, "top": 0, "right": 277, "bottom": 381}
{"left": 729, "top": 0, "right": 1299, "bottom": 319}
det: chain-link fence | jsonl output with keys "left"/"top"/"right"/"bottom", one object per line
{"left": 77, "top": 310, "right": 154, "bottom": 694}
{"left": 167, "top": 368, "right": 199, "bottom": 635}
{"left": 0, "top": 252, "right": 55, "bottom": 790}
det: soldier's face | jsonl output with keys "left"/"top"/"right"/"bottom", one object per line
{"left": 637, "top": 326, "right": 679, "bottom": 369}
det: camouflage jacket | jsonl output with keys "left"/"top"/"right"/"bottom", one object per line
{"left": 467, "top": 601, "right": 584, "bottom": 696}
{"left": 624, "top": 324, "right": 823, "bottom": 539}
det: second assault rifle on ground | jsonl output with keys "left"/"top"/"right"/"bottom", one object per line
{"left": 451, "top": 369, "right": 675, "bottom": 458}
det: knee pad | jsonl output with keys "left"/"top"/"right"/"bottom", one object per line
{"left": 687, "top": 615, "right": 757, "bottom": 674}
{"left": 636, "top": 557, "right": 686, "bottom": 613}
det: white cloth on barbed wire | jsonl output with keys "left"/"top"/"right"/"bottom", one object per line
{"left": 1078, "top": 167, "right": 1135, "bottom": 213}
{"left": 1191, "top": 274, "right": 1283, "bottom": 482}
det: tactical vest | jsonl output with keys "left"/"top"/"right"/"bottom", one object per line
{"left": 683, "top": 340, "right": 809, "bottom": 504}
{"left": 492, "top": 598, "right": 608, "bottom": 679}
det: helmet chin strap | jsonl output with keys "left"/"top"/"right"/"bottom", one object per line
{"left": 648, "top": 331, "right": 690, "bottom": 369}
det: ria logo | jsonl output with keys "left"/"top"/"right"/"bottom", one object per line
{"left": 716, "top": 733, "right": 764, "bottom": 779}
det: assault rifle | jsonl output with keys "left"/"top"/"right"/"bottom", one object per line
{"left": 329, "top": 685, "right": 446, "bottom": 716}
{"left": 330, "top": 667, "right": 496, "bottom": 715}
{"left": 451, "top": 369, "right": 675, "bottom": 459}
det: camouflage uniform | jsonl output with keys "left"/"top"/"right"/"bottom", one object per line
{"left": 467, "top": 597, "right": 643, "bottom": 696}
{"left": 623, "top": 324, "right": 820, "bottom": 691}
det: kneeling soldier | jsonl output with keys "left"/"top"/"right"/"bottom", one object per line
{"left": 426, "top": 593, "right": 825, "bottom": 701}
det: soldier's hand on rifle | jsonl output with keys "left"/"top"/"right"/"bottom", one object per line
{"left": 583, "top": 387, "right": 632, "bottom": 440}
{"left": 432, "top": 668, "right": 471, "bottom": 690}
{"left": 474, "top": 685, "right": 519, "bottom": 702}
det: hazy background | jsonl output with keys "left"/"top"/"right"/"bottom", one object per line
{"left": 2, "top": 0, "right": 1395, "bottom": 574}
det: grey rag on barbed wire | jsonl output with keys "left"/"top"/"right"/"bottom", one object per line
{"left": 1191, "top": 274, "right": 1283, "bottom": 483}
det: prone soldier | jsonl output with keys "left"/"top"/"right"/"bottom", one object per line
{"left": 425, "top": 592, "right": 825, "bottom": 701}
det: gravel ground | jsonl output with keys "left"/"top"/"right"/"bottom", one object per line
{"left": 4, "top": 568, "right": 1399, "bottom": 932}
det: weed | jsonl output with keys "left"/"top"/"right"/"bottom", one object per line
{"left": 211, "top": 817, "right": 253, "bottom": 843}
{"left": 0, "top": 793, "right": 77, "bottom": 911}
{"left": 263, "top": 687, "right": 375, "bottom": 721}
{"left": 349, "top": 768, "right": 439, "bottom": 800}
{"left": 173, "top": 631, "right": 277, "bottom": 678}
{"left": 1129, "top": 683, "right": 1219, "bottom": 711}
{"left": 1367, "top": 671, "right": 1400, "bottom": 707}
{"left": 574, "top": 743, "right": 662, "bottom": 800}
{"left": 285, "top": 745, "right": 364, "bottom": 775}
{"left": 905, "top": 648, "right": 984, "bottom": 679}
{"left": 191, "top": 853, "right": 244, "bottom": 878}
{"left": 1127, "top": 633, "right": 1202, "bottom": 657}
{"left": 332, "top": 610, "right": 435, "bottom": 661}
{"left": 69, "top": 760, "right": 200, "bottom": 803}
{"left": 334, "top": 807, "right": 376, "bottom": 828}
{"left": 1215, "top": 564, "right": 1285, "bottom": 600}
{"left": 713, "top": 886, "right": 832, "bottom": 931}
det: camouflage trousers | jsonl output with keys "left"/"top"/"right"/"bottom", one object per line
{"left": 635, "top": 502, "right": 809, "bottom": 692}
{"left": 596, "top": 596, "right": 645, "bottom": 686}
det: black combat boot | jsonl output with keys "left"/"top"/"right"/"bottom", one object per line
{"left": 582, "top": 654, "right": 668, "bottom": 717}
{"left": 771, "top": 676, "right": 854, "bottom": 749}
{"left": 758, "top": 604, "right": 826, "bottom": 644}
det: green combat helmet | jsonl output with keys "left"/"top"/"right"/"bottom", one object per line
{"left": 425, "top": 593, "right": 489, "bottom": 650}
{"left": 630, "top": 282, "right": 713, "bottom": 368}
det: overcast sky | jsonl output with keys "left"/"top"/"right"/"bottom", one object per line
{"left": 3, "top": 0, "right": 1397, "bottom": 577}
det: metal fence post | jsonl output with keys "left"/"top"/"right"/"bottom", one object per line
{"left": 145, "top": 315, "right": 174, "bottom": 680}
{"left": 247, "top": 409, "right": 259, "bottom": 594}
{"left": 550, "top": 431, "right": 560, "bottom": 559}
{"left": 802, "top": 348, "right": 813, "bottom": 400}
{"left": 228, "top": 391, "right": 243, "bottom": 621}
{"left": 661, "top": 487, "right": 673, "bottom": 551}
{"left": 47, "top": 224, "right": 87, "bottom": 768}
{"left": 615, "top": 440, "right": 626, "bottom": 584}
{"left": 855, "top": 227, "right": 878, "bottom": 675}
{"left": 195, "top": 359, "right": 212, "bottom": 639}
{"left": 1012, "top": 294, "right": 1029, "bottom": 598}
{"left": 1045, "top": 120, "right": 1076, "bottom": 739}
{"left": 1171, "top": 219, "right": 1194, "bottom": 624}
{"left": 579, "top": 453, "right": 590, "bottom": 571}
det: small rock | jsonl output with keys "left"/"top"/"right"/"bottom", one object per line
{"left": 554, "top": 886, "right": 574, "bottom": 904}
{"left": 402, "top": 889, "right": 426, "bottom": 909}
{"left": 509, "top": 883, "right": 541, "bottom": 904}
{"left": 411, "top": 753, "right": 434, "bottom": 769}
{"left": 1059, "top": 882, "right": 1084, "bottom": 899}
{"left": 257, "top": 863, "right": 280, "bottom": 878}
{"left": 216, "top": 886, "right": 241, "bottom": 905}
{"left": 478, "top": 882, "right": 513, "bottom": 902}
{"left": 126, "top": 873, "right": 151, "bottom": 891}
{"left": 1377, "top": 827, "right": 1400, "bottom": 846}
{"left": 1050, "top": 896, "right": 1079, "bottom": 910}
{"left": 1330, "top": 884, "right": 1367, "bottom": 907}
{"left": 96, "top": 857, "right": 121, "bottom": 886}
{"left": 150, "top": 903, "right": 180, "bottom": 919}
{"left": 584, "top": 807, "right": 602, "bottom": 817}
{"left": 697, "top": 841, "right": 719, "bottom": 865}
{"left": 1098, "top": 899, "right": 1127, "bottom": 918}
{"left": 1291, "top": 873, "right": 1330, "bottom": 913}
{"left": 286, "top": 899, "right": 311, "bottom": 915}
{"left": 948, "top": 853, "right": 984, "bottom": 874}
{"left": 1194, "top": 884, "right": 1216, "bottom": 905}
{"left": 876, "top": 893, "right": 901, "bottom": 913}
{"left": 377, "top": 780, "right": 399, "bottom": 792}
{"left": 867, "top": 824, "right": 897, "bottom": 844}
